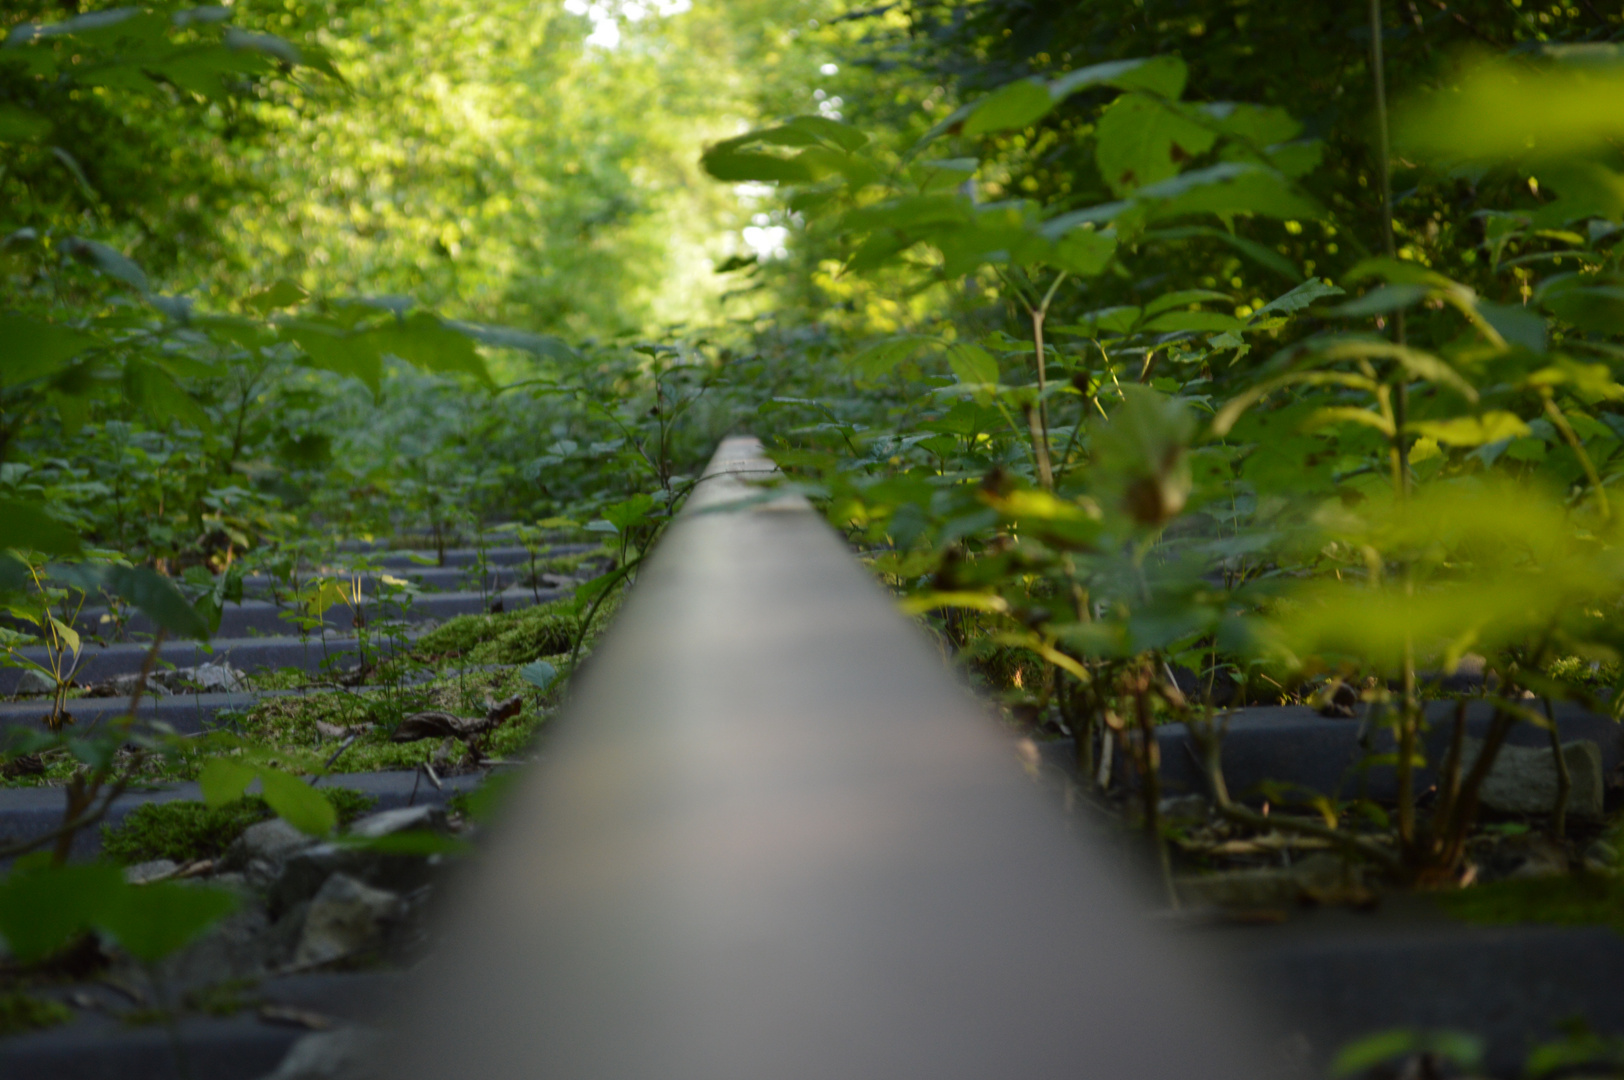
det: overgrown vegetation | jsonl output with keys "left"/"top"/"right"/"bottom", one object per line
{"left": 101, "top": 790, "right": 377, "bottom": 865}
{"left": 9, "top": 0, "right": 1624, "bottom": 1064}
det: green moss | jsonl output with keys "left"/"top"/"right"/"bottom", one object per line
{"left": 417, "top": 599, "right": 580, "bottom": 665}
{"left": 1435, "top": 875, "right": 1624, "bottom": 931}
{"left": 101, "top": 790, "right": 377, "bottom": 864}
{"left": 0, "top": 993, "right": 72, "bottom": 1036}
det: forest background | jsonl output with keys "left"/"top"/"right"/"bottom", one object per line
{"left": 10, "top": 0, "right": 1624, "bottom": 898}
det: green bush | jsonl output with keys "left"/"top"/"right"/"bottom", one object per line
{"left": 101, "top": 790, "right": 377, "bottom": 865}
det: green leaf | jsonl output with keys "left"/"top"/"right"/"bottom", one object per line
{"left": 289, "top": 327, "right": 384, "bottom": 392}
{"left": 0, "top": 316, "right": 95, "bottom": 386}
{"left": 518, "top": 660, "right": 558, "bottom": 691}
{"left": 1410, "top": 412, "right": 1531, "bottom": 446}
{"left": 0, "top": 862, "right": 124, "bottom": 963}
{"left": 603, "top": 493, "right": 655, "bottom": 531}
{"left": 1253, "top": 279, "right": 1344, "bottom": 317}
{"left": 1049, "top": 55, "right": 1188, "bottom": 101}
{"left": 1141, "top": 226, "right": 1301, "bottom": 280}
{"left": 198, "top": 758, "right": 257, "bottom": 808}
{"left": 1095, "top": 94, "right": 1217, "bottom": 196}
{"left": 962, "top": 78, "right": 1054, "bottom": 136}
{"left": 97, "top": 880, "right": 237, "bottom": 963}
{"left": 1135, "top": 163, "right": 1323, "bottom": 222}
{"left": 61, "top": 238, "right": 147, "bottom": 292}
{"left": 1141, "top": 311, "right": 1249, "bottom": 333}
{"left": 102, "top": 565, "right": 211, "bottom": 640}
{"left": 1476, "top": 300, "right": 1547, "bottom": 353}
{"left": 848, "top": 335, "right": 933, "bottom": 379}
{"left": 223, "top": 28, "right": 301, "bottom": 65}
{"left": 700, "top": 148, "right": 813, "bottom": 183}
{"left": 946, "top": 343, "right": 999, "bottom": 386}
{"left": 444, "top": 321, "right": 577, "bottom": 362}
{"left": 369, "top": 313, "right": 492, "bottom": 387}
{"left": 259, "top": 769, "right": 337, "bottom": 836}
{"left": 243, "top": 279, "right": 309, "bottom": 314}
{"left": 1332, "top": 284, "right": 1431, "bottom": 317}
{"left": 1143, "top": 289, "right": 1231, "bottom": 317}
{"left": 0, "top": 103, "right": 49, "bottom": 143}
{"left": 1331, "top": 1029, "right": 1482, "bottom": 1078}
{"left": 0, "top": 499, "right": 81, "bottom": 555}
{"left": 1048, "top": 228, "right": 1116, "bottom": 276}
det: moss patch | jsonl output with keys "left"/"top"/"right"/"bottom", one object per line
{"left": 101, "top": 789, "right": 377, "bottom": 864}
{"left": 0, "top": 993, "right": 72, "bottom": 1036}
{"left": 1435, "top": 874, "right": 1624, "bottom": 932}
{"left": 417, "top": 600, "right": 579, "bottom": 665}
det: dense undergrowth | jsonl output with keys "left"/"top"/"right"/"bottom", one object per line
{"left": 10, "top": 2, "right": 1624, "bottom": 1072}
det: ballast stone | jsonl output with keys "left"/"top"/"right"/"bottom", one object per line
{"left": 222, "top": 818, "right": 320, "bottom": 890}
{"left": 1462, "top": 737, "right": 1605, "bottom": 819}
{"left": 293, "top": 873, "right": 402, "bottom": 967}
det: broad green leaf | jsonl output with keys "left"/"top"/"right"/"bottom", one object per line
{"left": 259, "top": 769, "right": 337, "bottom": 836}
{"left": 603, "top": 493, "right": 655, "bottom": 531}
{"left": 445, "top": 321, "right": 577, "bottom": 361}
{"left": 97, "top": 880, "right": 237, "bottom": 963}
{"left": 0, "top": 103, "right": 49, "bottom": 143}
{"left": 1202, "top": 102, "right": 1301, "bottom": 146}
{"left": 289, "top": 327, "right": 384, "bottom": 392}
{"left": 782, "top": 114, "right": 868, "bottom": 152}
{"left": 224, "top": 28, "right": 302, "bottom": 65}
{"left": 849, "top": 335, "right": 932, "bottom": 379}
{"left": 244, "top": 279, "right": 309, "bottom": 314}
{"left": 1143, "top": 289, "right": 1231, "bottom": 317}
{"left": 1095, "top": 94, "right": 1217, "bottom": 196}
{"left": 1141, "top": 311, "right": 1249, "bottom": 333}
{"left": 1049, "top": 55, "right": 1188, "bottom": 101}
{"left": 102, "top": 565, "right": 211, "bottom": 640}
{"left": 700, "top": 148, "right": 813, "bottom": 184}
{"left": 946, "top": 343, "right": 999, "bottom": 386}
{"left": 1332, "top": 284, "right": 1431, "bottom": 317}
{"left": 1048, "top": 228, "right": 1116, "bottom": 276}
{"left": 1135, "top": 163, "right": 1323, "bottom": 222}
{"left": 518, "top": 660, "right": 558, "bottom": 690}
{"left": 1051, "top": 306, "right": 1143, "bottom": 336}
{"left": 0, "top": 498, "right": 81, "bottom": 555}
{"left": 1475, "top": 300, "right": 1547, "bottom": 353}
{"left": 1254, "top": 279, "right": 1345, "bottom": 317}
{"left": 0, "top": 314, "right": 90, "bottom": 387}
{"left": 1410, "top": 412, "right": 1531, "bottom": 446}
{"left": 124, "top": 359, "right": 210, "bottom": 430}
{"left": 198, "top": 758, "right": 258, "bottom": 808}
{"left": 61, "top": 238, "right": 148, "bottom": 292}
{"left": 46, "top": 616, "right": 79, "bottom": 660}
{"left": 0, "top": 861, "right": 124, "bottom": 963}
{"left": 369, "top": 313, "right": 492, "bottom": 387}
{"left": 962, "top": 79, "right": 1054, "bottom": 136}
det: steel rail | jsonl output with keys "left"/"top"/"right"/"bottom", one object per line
{"left": 384, "top": 436, "right": 1273, "bottom": 1080}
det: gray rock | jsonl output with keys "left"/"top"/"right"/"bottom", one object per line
{"left": 222, "top": 818, "right": 319, "bottom": 890}
{"left": 346, "top": 805, "right": 447, "bottom": 839}
{"left": 257, "top": 1026, "right": 382, "bottom": 1080}
{"left": 1585, "top": 839, "right": 1619, "bottom": 874}
{"left": 176, "top": 661, "right": 247, "bottom": 693}
{"left": 14, "top": 669, "right": 56, "bottom": 695}
{"left": 1463, "top": 737, "right": 1605, "bottom": 819}
{"left": 1157, "top": 794, "right": 1209, "bottom": 824}
{"left": 293, "top": 874, "right": 401, "bottom": 968}
{"left": 124, "top": 859, "right": 179, "bottom": 884}
{"left": 1176, "top": 853, "right": 1366, "bottom": 909}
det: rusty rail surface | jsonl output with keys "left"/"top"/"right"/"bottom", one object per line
{"left": 386, "top": 436, "right": 1272, "bottom": 1080}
